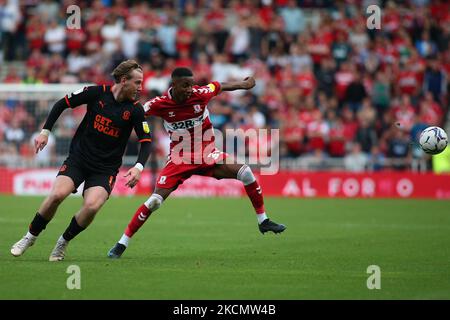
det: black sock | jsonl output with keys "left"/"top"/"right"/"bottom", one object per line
{"left": 62, "top": 217, "right": 86, "bottom": 241}
{"left": 29, "top": 213, "right": 50, "bottom": 236}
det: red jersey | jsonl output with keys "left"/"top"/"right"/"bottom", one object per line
{"left": 397, "top": 70, "right": 419, "bottom": 95}
{"left": 392, "top": 104, "right": 416, "bottom": 130}
{"left": 143, "top": 82, "right": 221, "bottom": 163}
{"left": 66, "top": 28, "right": 87, "bottom": 52}
{"left": 328, "top": 123, "right": 346, "bottom": 157}
{"left": 296, "top": 71, "right": 316, "bottom": 97}
{"left": 284, "top": 125, "right": 304, "bottom": 155}
{"left": 383, "top": 11, "right": 401, "bottom": 33}
{"left": 26, "top": 21, "right": 46, "bottom": 51}
{"left": 335, "top": 71, "right": 354, "bottom": 100}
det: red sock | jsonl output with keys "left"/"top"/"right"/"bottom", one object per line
{"left": 244, "top": 181, "right": 265, "bottom": 214}
{"left": 125, "top": 204, "right": 151, "bottom": 237}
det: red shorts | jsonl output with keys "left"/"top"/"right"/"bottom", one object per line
{"left": 156, "top": 149, "right": 228, "bottom": 189}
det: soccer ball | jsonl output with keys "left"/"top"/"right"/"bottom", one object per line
{"left": 419, "top": 126, "right": 448, "bottom": 155}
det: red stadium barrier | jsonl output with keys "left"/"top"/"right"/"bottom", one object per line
{"left": 1, "top": 168, "right": 450, "bottom": 199}
{"left": 256, "top": 171, "right": 450, "bottom": 199}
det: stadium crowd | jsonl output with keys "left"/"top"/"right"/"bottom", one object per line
{"left": 0, "top": 0, "right": 449, "bottom": 171}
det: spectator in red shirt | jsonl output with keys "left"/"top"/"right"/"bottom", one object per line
{"left": 3, "top": 67, "right": 22, "bottom": 83}
{"left": 392, "top": 94, "right": 416, "bottom": 132}
{"left": 397, "top": 63, "right": 420, "bottom": 97}
{"left": 27, "top": 49, "right": 46, "bottom": 69}
{"left": 66, "top": 28, "right": 87, "bottom": 53}
{"left": 85, "top": 28, "right": 103, "bottom": 54}
{"left": 374, "top": 36, "right": 399, "bottom": 66}
{"left": 307, "top": 27, "right": 332, "bottom": 70}
{"left": 327, "top": 110, "right": 346, "bottom": 158}
{"left": 430, "top": 0, "right": 450, "bottom": 23}
{"left": 282, "top": 114, "right": 305, "bottom": 158}
{"left": 258, "top": 2, "right": 275, "bottom": 30}
{"left": 203, "top": 0, "right": 228, "bottom": 53}
{"left": 26, "top": 16, "right": 46, "bottom": 52}
{"left": 298, "top": 96, "right": 315, "bottom": 125}
{"left": 296, "top": 65, "right": 316, "bottom": 97}
{"left": 306, "top": 108, "right": 329, "bottom": 152}
{"left": 419, "top": 91, "right": 443, "bottom": 126}
{"left": 341, "top": 106, "right": 359, "bottom": 141}
{"left": 334, "top": 62, "right": 354, "bottom": 103}
{"left": 383, "top": 2, "right": 401, "bottom": 35}
{"left": 175, "top": 49, "right": 193, "bottom": 68}
{"left": 407, "top": 50, "right": 426, "bottom": 83}
{"left": 175, "top": 21, "right": 194, "bottom": 53}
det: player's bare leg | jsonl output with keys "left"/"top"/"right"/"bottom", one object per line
{"left": 212, "top": 163, "right": 286, "bottom": 234}
{"left": 38, "top": 176, "right": 76, "bottom": 220}
{"left": 108, "top": 186, "right": 176, "bottom": 258}
{"left": 49, "top": 186, "right": 108, "bottom": 261}
{"left": 11, "top": 176, "right": 75, "bottom": 257}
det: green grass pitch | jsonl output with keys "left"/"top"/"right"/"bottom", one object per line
{"left": 1, "top": 195, "right": 449, "bottom": 299}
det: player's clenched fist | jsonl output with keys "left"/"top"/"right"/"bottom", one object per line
{"left": 243, "top": 76, "right": 256, "bottom": 89}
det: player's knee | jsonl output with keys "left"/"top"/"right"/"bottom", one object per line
{"left": 48, "top": 191, "right": 67, "bottom": 204}
{"left": 237, "top": 164, "right": 256, "bottom": 186}
{"left": 83, "top": 198, "right": 103, "bottom": 213}
{"left": 144, "top": 194, "right": 164, "bottom": 212}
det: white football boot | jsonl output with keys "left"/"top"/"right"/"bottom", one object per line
{"left": 11, "top": 233, "right": 37, "bottom": 257}
{"left": 49, "top": 236, "right": 69, "bottom": 262}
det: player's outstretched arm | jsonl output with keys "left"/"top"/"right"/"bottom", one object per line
{"left": 36, "top": 86, "right": 101, "bottom": 153}
{"left": 220, "top": 76, "right": 255, "bottom": 92}
{"left": 35, "top": 98, "right": 69, "bottom": 153}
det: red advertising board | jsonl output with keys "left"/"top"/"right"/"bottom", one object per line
{"left": 256, "top": 172, "right": 450, "bottom": 199}
{"left": 1, "top": 168, "right": 449, "bottom": 199}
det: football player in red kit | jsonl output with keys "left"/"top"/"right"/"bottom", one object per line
{"left": 108, "top": 67, "right": 286, "bottom": 258}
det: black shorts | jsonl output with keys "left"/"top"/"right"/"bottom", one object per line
{"left": 57, "top": 157, "right": 117, "bottom": 195}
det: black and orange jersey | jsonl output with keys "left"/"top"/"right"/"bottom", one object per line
{"left": 63, "top": 85, "right": 151, "bottom": 174}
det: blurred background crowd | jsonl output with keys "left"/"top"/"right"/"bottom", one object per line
{"left": 0, "top": 0, "right": 449, "bottom": 171}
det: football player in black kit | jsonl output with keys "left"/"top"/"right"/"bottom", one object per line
{"left": 10, "top": 60, "right": 152, "bottom": 261}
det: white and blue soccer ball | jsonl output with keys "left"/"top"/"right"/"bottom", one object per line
{"left": 419, "top": 126, "right": 448, "bottom": 155}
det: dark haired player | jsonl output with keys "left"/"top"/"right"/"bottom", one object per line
{"left": 10, "top": 60, "right": 152, "bottom": 261}
{"left": 108, "top": 67, "right": 286, "bottom": 258}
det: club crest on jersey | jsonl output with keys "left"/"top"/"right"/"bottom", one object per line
{"left": 142, "top": 121, "right": 150, "bottom": 133}
{"left": 169, "top": 111, "right": 175, "bottom": 117}
{"left": 193, "top": 104, "right": 202, "bottom": 113}
{"left": 207, "top": 83, "right": 216, "bottom": 92}
{"left": 122, "top": 111, "right": 130, "bottom": 120}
